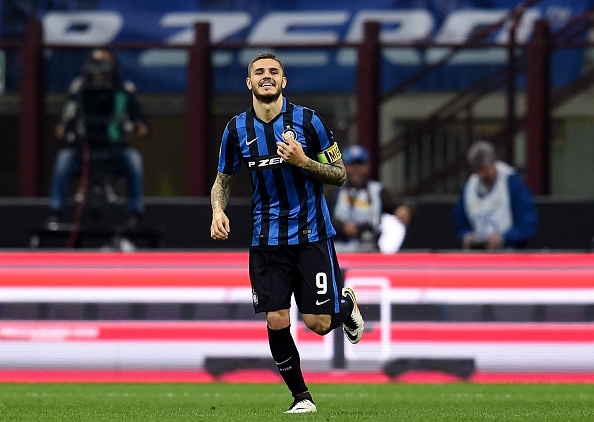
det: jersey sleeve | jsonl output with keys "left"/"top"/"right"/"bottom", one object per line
{"left": 307, "top": 110, "right": 334, "bottom": 153}
{"left": 217, "top": 121, "right": 242, "bottom": 175}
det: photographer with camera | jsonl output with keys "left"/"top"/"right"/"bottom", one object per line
{"left": 327, "top": 145, "right": 408, "bottom": 253}
{"left": 454, "top": 140, "right": 538, "bottom": 250}
{"left": 47, "top": 49, "right": 149, "bottom": 227}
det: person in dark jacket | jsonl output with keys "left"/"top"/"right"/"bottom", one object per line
{"left": 47, "top": 49, "right": 149, "bottom": 226}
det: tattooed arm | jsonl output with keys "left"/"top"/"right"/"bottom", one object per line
{"left": 210, "top": 171, "right": 233, "bottom": 240}
{"left": 277, "top": 134, "right": 346, "bottom": 186}
{"left": 302, "top": 158, "right": 346, "bottom": 186}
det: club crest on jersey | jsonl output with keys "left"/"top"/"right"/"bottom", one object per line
{"left": 283, "top": 126, "right": 297, "bottom": 140}
{"left": 247, "top": 153, "right": 286, "bottom": 171}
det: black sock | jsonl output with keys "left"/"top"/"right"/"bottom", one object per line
{"left": 295, "top": 391, "right": 314, "bottom": 404}
{"left": 328, "top": 293, "right": 354, "bottom": 332}
{"left": 267, "top": 325, "right": 307, "bottom": 397}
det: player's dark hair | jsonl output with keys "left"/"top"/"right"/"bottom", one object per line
{"left": 247, "top": 52, "right": 285, "bottom": 77}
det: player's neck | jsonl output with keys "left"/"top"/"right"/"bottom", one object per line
{"left": 253, "top": 96, "right": 283, "bottom": 123}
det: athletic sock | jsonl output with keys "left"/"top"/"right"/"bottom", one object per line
{"left": 267, "top": 325, "right": 308, "bottom": 397}
{"left": 328, "top": 294, "right": 354, "bottom": 332}
{"left": 295, "top": 391, "right": 314, "bottom": 404}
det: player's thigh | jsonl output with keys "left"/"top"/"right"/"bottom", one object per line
{"left": 249, "top": 245, "right": 294, "bottom": 313}
{"left": 294, "top": 239, "right": 343, "bottom": 315}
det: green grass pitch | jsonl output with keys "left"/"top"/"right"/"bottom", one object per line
{"left": 0, "top": 383, "right": 593, "bottom": 421}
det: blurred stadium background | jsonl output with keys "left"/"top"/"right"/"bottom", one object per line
{"left": 0, "top": 0, "right": 592, "bottom": 382}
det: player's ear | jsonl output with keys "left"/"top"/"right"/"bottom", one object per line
{"left": 282, "top": 77, "right": 287, "bottom": 89}
{"left": 246, "top": 77, "right": 252, "bottom": 90}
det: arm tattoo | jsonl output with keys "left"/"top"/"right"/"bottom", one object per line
{"left": 211, "top": 171, "right": 233, "bottom": 211}
{"left": 303, "top": 158, "right": 346, "bottom": 186}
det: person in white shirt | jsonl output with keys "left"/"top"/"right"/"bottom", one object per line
{"left": 454, "top": 140, "right": 538, "bottom": 250}
{"left": 378, "top": 203, "right": 413, "bottom": 254}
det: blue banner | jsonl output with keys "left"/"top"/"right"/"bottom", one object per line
{"left": 2, "top": 0, "right": 591, "bottom": 92}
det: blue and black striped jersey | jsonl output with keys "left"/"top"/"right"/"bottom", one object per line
{"left": 217, "top": 98, "right": 337, "bottom": 246}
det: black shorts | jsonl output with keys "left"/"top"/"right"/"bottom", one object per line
{"left": 249, "top": 238, "right": 343, "bottom": 315}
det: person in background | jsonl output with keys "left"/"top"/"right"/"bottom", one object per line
{"left": 453, "top": 140, "right": 538, "bottom": 250}
{"left": 377, "top": 203, "right": 414, "bottom": 254}
{"left": 210, "top": 52, "right": 364, "bottom": 414}
{"left": 47, "top": 48, "right": 149, "bottom": 226}
{"left": 327, "top": 145, "right": 407, "bottom": 253}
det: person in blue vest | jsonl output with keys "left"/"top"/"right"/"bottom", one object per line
{"left": 210, "top": 52, "right": 364, "bottom": 414}
{"left": 47, "top": 49, "right": 149, "bottom": 226}
{"left": 454, "top": 140, "right": 538, "bottom": 250}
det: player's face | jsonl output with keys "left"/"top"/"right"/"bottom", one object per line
{"left": 473, "top": 163, "right": 497, "bottom": 187}
{"left": 247, "top": 59, "right": 286, "bottom": 104}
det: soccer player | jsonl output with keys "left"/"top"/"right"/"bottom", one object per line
{"left": 210, "top": 52, "right": 364, "bottom": 414}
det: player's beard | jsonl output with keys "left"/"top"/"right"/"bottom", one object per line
{"left": 252, "top": 84, "right": 282, "bottom": 104}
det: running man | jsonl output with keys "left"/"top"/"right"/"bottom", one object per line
{"left": 210, "top": 52, "right": 364, "bottom": 414}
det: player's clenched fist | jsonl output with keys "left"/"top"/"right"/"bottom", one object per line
{"left": 211, "top": 210, "right": 230, "bottom": 240}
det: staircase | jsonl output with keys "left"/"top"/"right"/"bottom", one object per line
{"left": 378, "top": 4, "right": 594, "bottom": 196}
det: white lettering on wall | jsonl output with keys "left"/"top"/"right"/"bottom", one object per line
{"left": 43, "top": 12, "right": 123, "bottom": 45}
{"left": 42, "top": 7, "right": 573, "bottom": 69}
{"left": 249, "top": 12, "right": 349, "bottom": 45}
{"left": 161, "top": 12, "right": 251, "bottom": 44}
{"left": 340, "top": 10, "right": 434, "bottom": 66}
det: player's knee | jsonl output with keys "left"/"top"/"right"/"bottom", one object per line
{"left": 304, "top": 316, "right": 331, "bottom": 335}
{"left": 266, "top": 310, "right": 290, "bottom": 330}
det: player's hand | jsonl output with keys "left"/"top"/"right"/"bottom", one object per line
{"left": 277, "top": 134, "right": 308, "bottom": 167}
{"left": 211, "top": 210, "right": 230, "bottom": 240}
